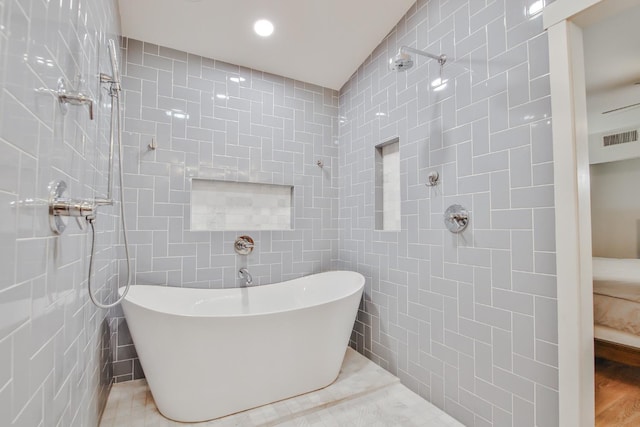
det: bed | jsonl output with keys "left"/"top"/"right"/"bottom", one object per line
{"left": 593, "top": 257, "right": 640, "bottom": 362}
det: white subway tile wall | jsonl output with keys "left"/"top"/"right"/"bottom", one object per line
{"left": 191, "top": 179, "right": 293, "bottom": 231}
{"left": 338, "top": 1, "right": 558, "bottom": 426}
{"left": 112, "top": 38, "right": 340, "bottom": 381}
{"left": 0, "top": 0, "right": 121, "bottom": 425}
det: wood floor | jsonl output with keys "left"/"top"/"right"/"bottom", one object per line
{"left": 596, "top": 357, "right": 640, "bottom": 426}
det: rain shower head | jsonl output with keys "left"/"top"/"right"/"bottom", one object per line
{"left": 389, "top": 46, "right": 447, "bottom": 72}
{"left": 389, "top": 51, "right": 414, "bottom": 71}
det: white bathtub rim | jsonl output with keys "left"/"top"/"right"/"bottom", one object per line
{"left": 118, "top": 270, "right": 365, "bottom": 319}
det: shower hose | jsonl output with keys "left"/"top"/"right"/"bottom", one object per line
{"left": 87, "top": 87, "right": 132, "bottom": 309}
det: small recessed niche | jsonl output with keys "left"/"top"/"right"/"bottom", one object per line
{"left": 191, "top": 179, "right": 293, "bottom": 231}
{"left": 375, "top": 138, "right": 401, "bottom": 231}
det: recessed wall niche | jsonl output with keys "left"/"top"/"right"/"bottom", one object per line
{"left": 191, "top": 179, "right": 293, "bottom": 231}
{"left": 375, "top": 138, "right": 401, "bottom": 231}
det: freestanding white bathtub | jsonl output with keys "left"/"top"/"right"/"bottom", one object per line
{"left": 119, "top": 271, "right": 364, "bottom": 422}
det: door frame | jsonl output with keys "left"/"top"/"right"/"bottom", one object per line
{"left": 544, "top": 0, "right": 640, "bottom": 425}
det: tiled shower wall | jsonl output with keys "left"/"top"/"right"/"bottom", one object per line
{"left": 0, "top": 0, "right": 121, "bottom": 426}
{"left": 111, "top": 38, "right": 340, "bottom": 381}
{"left": 339, "top": 1, "right": 557, "bottom": 426}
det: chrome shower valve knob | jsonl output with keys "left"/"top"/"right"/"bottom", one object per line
{"left": 444, "top": 204, "right": 469, "bottom": 233}
{"left": 234, "top": 236, "right": 255, "bottom": 255}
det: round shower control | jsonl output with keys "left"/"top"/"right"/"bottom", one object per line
{"left": 444, "top": 204, "right": 469, "bottom": 233}
{"left": 234, "top": 236, "right": 255, "bottom": 255}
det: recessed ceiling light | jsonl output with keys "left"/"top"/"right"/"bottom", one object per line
{"left": 254, "top": 19, "right": 274, "bottom": 37}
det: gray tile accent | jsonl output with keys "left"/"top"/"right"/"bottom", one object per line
{"left": 340, "top": 1, "right": 557, "bottom": 426}
{"left": 0, "top": 0, "right": 120, "bottom": 425}
{"left": 1, "top": 1, "right": 560, "bottom": 426}
{"left": 112, "top": 38, "right": 340, "bottom": 377}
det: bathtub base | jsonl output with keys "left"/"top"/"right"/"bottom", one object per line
{"left": 157, "top": 359, "right": 342, "bottom": 423}
{"left": 137, "top": 304, "right": 352, "bottom": 423}
{"left": 120, "top": 271, "right": 365, "bottom": 423}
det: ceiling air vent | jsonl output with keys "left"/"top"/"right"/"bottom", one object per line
{"left": 603, "top": 130, "right": 638, "bottom": 147}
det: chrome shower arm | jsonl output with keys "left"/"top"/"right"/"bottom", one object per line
{"left": 399, "top": 46, "right": 447, "bottom": 65}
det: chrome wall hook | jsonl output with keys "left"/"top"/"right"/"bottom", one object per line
{"left": 425, "top": 171, "right": 439, "bottom": 187}
{"left": 148, "top": 137, "right": 157, "bottom": 150}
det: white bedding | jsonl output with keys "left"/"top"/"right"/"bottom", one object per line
{"left": 593, "top": 257, "right": 640, "bottom": 338}
{"left": 593, "top": 257, "right": 640, "bottom": 283}
{"left": 594, "top": 280, "right": 640, "bottom": 303}
{"left": 594, "top": 293, "right": 640, "bottom": 336}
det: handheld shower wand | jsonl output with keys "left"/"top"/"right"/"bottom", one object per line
{"left": 87, "top": 39, "right": 132, "bottom": 309}
{"left": 107, "top": 39, "right": 121, "bottom": 92}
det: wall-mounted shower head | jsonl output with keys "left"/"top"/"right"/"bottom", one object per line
{"left": 389, "top": 46, "right": 447, "bottom": 72}
{"left": 389, "top": 51, "right": 414, "bottom": 71}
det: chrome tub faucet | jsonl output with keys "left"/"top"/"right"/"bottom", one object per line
{"left": 238, "top": 268, "right": 253, "bottom": 286}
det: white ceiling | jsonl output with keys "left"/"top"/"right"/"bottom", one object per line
{"left": 583, "top": 4, "right": 640, "bottom": 133}
{"left": 118, "top": 0, "right": 416, "bottom": 90}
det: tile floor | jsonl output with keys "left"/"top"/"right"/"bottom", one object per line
{"left": 100, "top": 348, "right": 463, "bottom": 426}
